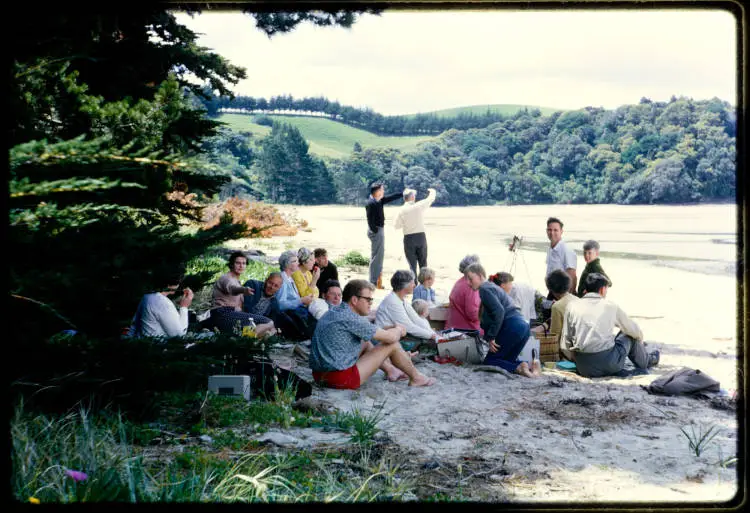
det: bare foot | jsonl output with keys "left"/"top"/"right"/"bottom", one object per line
{"left": 407, "top": 350, "right": 420, "bottom": 359}
{"left": 409, "top": 374, "right": 437, "bottom": 387}
{"left": 515, "top": 362, "right": 537, "bottom": 378}
{"left": 385, "top": 369, "right": 408, "bottom": 382}
{"left": 531, "top": 360, "right": 542, "bottom": 377}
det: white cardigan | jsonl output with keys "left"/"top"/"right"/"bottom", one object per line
{"left": 375, "top": 292, "right": 435, "bottom": 339}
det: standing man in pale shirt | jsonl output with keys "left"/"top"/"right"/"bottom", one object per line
{"left": 561, "top": 273, "right": 659, "bottom": 378}
{"left": 542, "top": 216, "right": 577, "bottom": 321}
{"left": 365, "top": 182, "right": 403, "bottom": 288}
{"left": 394, "top": 187, "right": 437, "bottom": 282}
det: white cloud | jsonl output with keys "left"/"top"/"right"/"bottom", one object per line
{"left": 173, "top": 8, "right": 737, "bottom": 114}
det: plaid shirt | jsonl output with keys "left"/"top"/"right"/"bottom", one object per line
{"left": 309, "top": 303, "right": 377, "bottom": 372}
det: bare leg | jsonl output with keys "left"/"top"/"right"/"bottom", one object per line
{"left": 531, "top": 359, "right": 542, "bottom": 377}
{"left": 256, "top": 322, "right": 276, "bottom": 338}
{"left": 359, "top": 342, "right": 406, "bottom": 381}
{"left": 356, "top": 343, "right": 435, "bottom": 387}
{"left": 515, "top": 361, "right": 537, "bottom": 378}
{"left": 386, "top": 345, "right": 436, "bottom": 387}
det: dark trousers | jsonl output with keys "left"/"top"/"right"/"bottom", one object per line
{"left": 483, "top": 316, "right": 531, "bottom": 373}
{"left": 575, "top": 332, "right": 650, "bottom": 378}
{"left": 403, "top": 232, "right": 428, "bottom": 280}
{"left": 209, "top": 307, "right": 272, "bottom": 335}
{"left": 272, "top": 307, "right": 316, "bottom": 341}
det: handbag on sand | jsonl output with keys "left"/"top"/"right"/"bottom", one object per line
{"left": 437, "top": 329, "right": 487, "bottom": 364}
{"left": 642, "top": 367, "right": 720, "bottom": 396}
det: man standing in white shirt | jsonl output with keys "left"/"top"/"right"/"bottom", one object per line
{"left": 394, "top": 187, "right": 436, "bottom": 281}
{"left": 545, "top": 217, "right": 578, "bottom": 293}
{"left": 128, "top": 273, "right": 194, "bottom": 338}
{"left": 561, "top": 273, "right": 659, "bottom": 377}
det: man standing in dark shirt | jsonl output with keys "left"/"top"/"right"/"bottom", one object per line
{"left": 314, "top": 248, "right": 339, "bottom": 298}
{"left": 365, "top": 182, "right": 402, "bottom": 288}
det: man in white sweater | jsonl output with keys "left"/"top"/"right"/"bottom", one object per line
{"left": 562, "top": 273, "right": 659, "bottom": 377}
{"left": 128, "top": 273, "right": 194, "bottom": 338}
{"left": 375, "top": 270, "right": 438, "bottom": 343}
{"left": 394, "top": 187, "right": 436, "bottom": 281}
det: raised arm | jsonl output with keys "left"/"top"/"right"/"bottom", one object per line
{"left": 159, "top": 290, "right": 192, "bottom": 337}
{"left": 415, "top": 188, "right": 437, "bottom": 209}
{"left": 381, "top": 192, "right": 403, "bottom": 205}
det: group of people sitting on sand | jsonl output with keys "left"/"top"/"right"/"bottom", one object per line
{"left": 127, "top": 214, "right": 661, "bottom": 392}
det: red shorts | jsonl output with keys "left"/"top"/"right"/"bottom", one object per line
{"left": 313, "top": 365, "right": 361, "bottom": 390}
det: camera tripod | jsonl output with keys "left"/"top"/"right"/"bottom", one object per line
{"left": 503, "top": 235, "right": 534, "bottom": 286}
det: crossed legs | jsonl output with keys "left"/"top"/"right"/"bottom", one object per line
{"left": 355, "top": 341, "right": 435, "bottom": 387}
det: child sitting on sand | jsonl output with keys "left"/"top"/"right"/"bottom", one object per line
{"left": 578, "top": 240, "right": 612, "bottom": 297}
{"left": 413, "top": 267, "right": 436, "bottom": 304}
{"left": 411, "top": 298, "right": 432, "bottom": 329}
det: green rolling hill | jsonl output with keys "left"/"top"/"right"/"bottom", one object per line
{"left": 403, "top": 103, "right": 564, "bottom": 118}
{"left": 218, "top": 114, "right": 435, "bottom": 159}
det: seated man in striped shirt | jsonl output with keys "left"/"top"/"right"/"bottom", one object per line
{"left": 310, "top": 279, "right": 436, "bottom": 390}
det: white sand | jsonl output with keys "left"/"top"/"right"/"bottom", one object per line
{"left": 230, "top": 204, "right": 740, "bottom": 502}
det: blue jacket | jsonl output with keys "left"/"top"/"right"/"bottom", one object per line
{"left": 478, "top": 281, "right": 524, "bottom": 341}
{"left": 413, "top": 284, "right": 435, "bottom": 303}
{"left": 277, "top": 273, "right": 303, "bottom": 311}
{"left": 242, "top": 279, "right": 278, "bottom": 316}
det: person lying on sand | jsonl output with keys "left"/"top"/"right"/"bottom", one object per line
{"left": 464, "top": 263, "right": 541, "bottom": 378}
{"left": 309, "top": 279, "right": 437, "bottom": 390}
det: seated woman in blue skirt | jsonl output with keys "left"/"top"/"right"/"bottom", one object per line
{"left": 464, "top": 263, "right": 541, "bottom": 378}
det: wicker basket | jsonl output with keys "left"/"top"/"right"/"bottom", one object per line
{"left": 535, "top": 332, "right": 560, "bottom": 363}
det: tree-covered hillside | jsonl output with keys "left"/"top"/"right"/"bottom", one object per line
{"left": 220, "top": 96, "right": 735, "bottom": 206}
{"left": 212, "top": 94, "right": 555, "bottom": 135}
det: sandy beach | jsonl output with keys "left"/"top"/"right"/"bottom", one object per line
{"left": 227, "top": 203, "right": 740, "bottom": 503}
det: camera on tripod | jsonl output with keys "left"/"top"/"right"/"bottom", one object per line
{"left": 508, "top": 235, "right": 523, "bottom": 253}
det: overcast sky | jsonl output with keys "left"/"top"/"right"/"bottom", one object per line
{"left": 173, "top": 8, "right": 737, "bottom": 115}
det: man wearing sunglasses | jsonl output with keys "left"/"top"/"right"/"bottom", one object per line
{"left": 309, "top": 279, "right": 437, "bottom": 390}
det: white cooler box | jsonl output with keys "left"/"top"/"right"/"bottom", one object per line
{"left": 208, "top": 375, "right": 252, "bottom": 401}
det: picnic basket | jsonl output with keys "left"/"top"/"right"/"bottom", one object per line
{"left": 535, "top": 330, "right": 560, "bottom": 363}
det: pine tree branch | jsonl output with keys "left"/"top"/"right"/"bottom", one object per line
{"left": 10, "top": 294, "right": 78, "bottom": 330}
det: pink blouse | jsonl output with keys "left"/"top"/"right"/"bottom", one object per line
{"left": 446, "top": 276, "right": 482, "bottom": 334}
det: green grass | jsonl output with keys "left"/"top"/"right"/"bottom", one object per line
{"left": 334, "top": 250, "right": 370, "bottom": 267}
{"left": 402, "top": 103, "right": 564, "bottom": 118}
{"left": 11, "top": 401, "right": 419, "bottom": 503}
{"left": 217, "top": 114, "right": 434, "bottom": 159}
